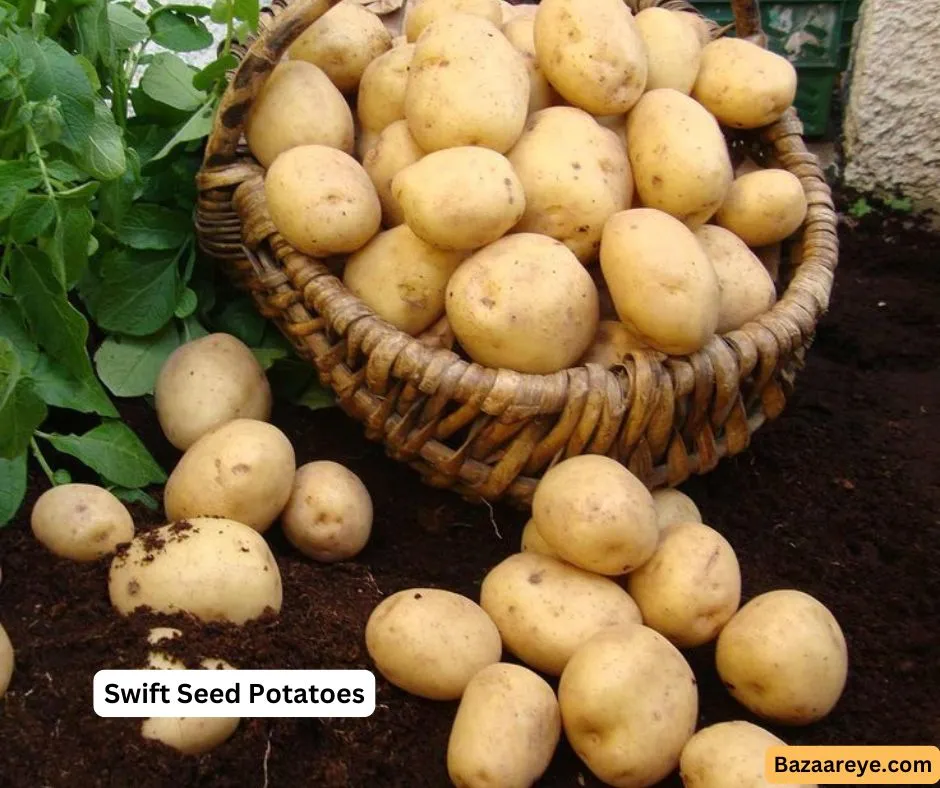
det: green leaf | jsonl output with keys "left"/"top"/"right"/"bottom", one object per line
{"left": 97, "top": 146, "right": 141, "bottom": 229}
{"left": 296, "top": 379, "right": 335, "bottom": 411}
{"left": 140, "top": 52, "right": 205, "bottom": 111}
{"left": 43, "top": 420, "right": 166, "bottom": 488}
{"left": 251, "top": 347, "right": 288, "bottom": 370}
{"left": 94, "top": 323, "right": 181, "bottom": 398}
{"left": 150, "top": 101, "right": 214, "bottom": 161}
{"left": 107, "top": 3, "right": 149, "bottom": 49}
{"left": 49, "top": 202, "right": 94, "bottom": 287}
{"left": 209, "top": 0, "right": 230, "bottom": 25}
{"left": 158, "top": 4, "right": 212, "bottom": 17}
{"left": 233, "top": 0, "right": 259, "bottom": 28}
{"left": 150, "top": 10, "right": 213, "bottom": 52}
{"left": 174, "top": 286, "right": 197, "bottom": 318}
{"left": 214, "top": 297, "right": 267, "bottom": 346}
{"left": 74, "top": 0, "right": 114, "bottom": 69}
{"left": 52, "top": 468, "right": 72, "bottom": 485}
{"left": 0, "top": 337, "right": 47, "bottom": 458}
{"left": 0, "top": 451, "right": 27, "bottom": 525}
{"left": 110, "top": 486, "right": 160, "bottom": 511}
{"left": 267, "top": 357, "right": 315, "bottom": 402}
{"left": 0, "top": 159, "right": 42, "bottom": 194}
{"left": 9, "top": 193, "right": 55, "bottom": 243}
{"left": 73, "top": 53, "right": 101, "bottom": 91}
{"left": 75, "top": 101, "right": 126, "bottom": 181}
{"left": 44, "top": 159, "right": 86, "bottom": 182}
{"left": 192, "top": 52, "right": 237, "bottom": 92}
{"left": 115, "top": 203, "right": 190, "bottom": 250}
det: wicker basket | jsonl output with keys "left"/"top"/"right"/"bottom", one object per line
{"left": 194, "top": 0, "right": 839, "bottom": 509}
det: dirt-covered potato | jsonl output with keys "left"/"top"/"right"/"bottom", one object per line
{"left": 652, "top": 488, "right": 702, "bottom": 531}
{"left": 447, "top": 663, "right": 561, "bottom": 788}
{"left": 405, "top": 0, "right": 503, "bottom": 42}
{"left": 520, "top": 518, "right": 560, "bottom": 559}
{"left": 362, "top": 119, "right": 424, "bottom": 228}
{"left": 534, "top": 0, "right": 647, "bottom": 116}
{"left": 715, "top": 169, "right": 808, "bottom": 247}
{"left": 445, "top": 233, "right": 599, "bottom": 374}
{"left": 501, "top": 13, "right": 559, "bottom": 114}
{"left": 716, "top": 589, "right": 848, "bottom": 725}
{"left": 365, "top": 588, "right": 502, "bottom": 700}
{"left": 163, "top": 419, "right": 296, "bottom": 534}
{"left": 532, "top": 454, "right": 658, "bottom": 576}
{"left": 280, "top": 461, "right": 373, "bottom": 563}
{"left": 480, "top": 552, "right": 642, "bottom": 676}
{"left": 30, "top": 483, "right": 134, "bottom": 562}
{"left": 559, "top": 625, "right": 699, "bottom": 788}
{"left": 579, "top": 320, "right": 650, "bottom": 367}
{"left": 245, "top": 60, "right": 354, "bottom": 168}
{"left": 155, "top": 333, "right": 272, "bottom": 451}
{"left": 265, "top": 144, "right": 381, "bottom": 257}
{"left": 357, "top": 43, "right": 415, "bottom": 134}
{"left": 109, "top": 518, "right": 283, "bottom": 625}
{"left": 0, "top": 622, "right": 13, "bottom": 699}
{"left": 634, "top": 7, "right": 703, "bottom": 94}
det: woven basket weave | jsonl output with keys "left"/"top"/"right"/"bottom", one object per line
{"left": 194, "top": 0, "right": 839, "bottom": 509}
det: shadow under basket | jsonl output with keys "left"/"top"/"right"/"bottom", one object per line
{"left": 194, "top": 0, "right": 839, "bottom": 510}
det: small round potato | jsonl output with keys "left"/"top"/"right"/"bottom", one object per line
{"left": 520, "top": 518, "right": 560, "bottom": 559}
{"left": 357, "top": 43, "right": 416, "bottom": 134}
{"left": 715, "top": 169, "right": 809, "bottom": 247}
{"left": 155, "top": 332, "right": 272, "bottom": 451}
{"left": 534, "top": 0, "right": 647, "bottom": 116}
{"left": 652, "top": 487, "right": 702, "bottom": 531}
{"left": 0, "top": 622, "right": 13, "bottom": 699}
{"left": 163, "top": 418, "right": 296, "bottom": 534}
{"left": 445, "top": 233, "right": 599, "bottom": 374}
{"left": 30, "top": 483, "right": 134, "bottom": 562}
{"left": 579, "top": 320, "right": 649, "bottom": 367}
{"left": 280, "top": 461, "right": 373, "bottom": 563}
{"left": 265, "top": 144, "right": 382, "bottom": 257}
{"left": 716, "top": 589, "right": 848, "bottom": 725}
{"left": 532, "top": 454, "right": 659, "bottom": 576}
{"left": 365, "top": 588, "right": 502, "bottom": 700}
{"left": 501, "top": 13, "right": 559, "bottom": 114}
{"left": 109, "top": 517, "right": 283, "bottom": 625}
{"left": 480, "top": 552, "right": 642, "bottom": 676}
{"left": 634, "top": 7, "right": 703, "bottom": 94}
{"left": 405, "top": 0, "right": 503, "bottom": 42}
{"left": 559, "top": 625, "right": 699, "bottom": 788}
{"left": 245, "top": 60, "right": 354, "bottom": 168}
{"left": 447, "top": 663, "right": 561, "bottom": 788}
{"left": 362, "top": 119, "right": 424, "bottom": 228}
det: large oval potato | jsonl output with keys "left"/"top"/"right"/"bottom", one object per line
{"left": 534, "top": 0, "right": 647, "bottom": 116}
{"left": 715, "top": 169, "right": 808, "bottom": 247}
{"left": 405, "top": 0, "right": 503, "bottom": 42}
{"left": 405, "top": 14, "right": 529, "bottom": 153}
{"left": 447, "top": 663, "right": 561, "bottom": 788}
{"left": 0, "top": 622, "right": 12, "bottom": 699}
{"left": 501, "top": 13, "right": 559, "bottom": 114}
{"left": 579, "top": 320, "right": 649, "bottom": 367}
{"left": 365, "top": 588, "right": 502, "bottom": 700}
{"left": 652, "top": 488, "right": 702, "bottom": 531}
{"left": 634, "top": 7, "right": 703, "bottom": 94}
{"left": 245, "top": 60, "right": 354, "bottom": 168}
{"left": 445, "top": 233, "right": 599, "bottom": 374}
{"left": 163, "top": 418, "right": 296, "bottom": 534}
{"left": 600, "top": 208, "right": 721, "bottom": 355}
{"left": 108, "top": 518, "right": 283, "bottom": 625}
{"left": 357, "top": 43, "right": 416, "bottom": 134}
{"left": 626, "top": 88, "right": 733, "bottom": 228}
{"left": 155, "top": 333, "right": 272, "bottom": 451}
{"left": 559, "top": 625, "right": 699, "bottom": 788}
{"left": 362, "top": 119, "right": 424, "bottom": 228}
{"left": 480, "top": 552, "right": 642, "bottom": 676}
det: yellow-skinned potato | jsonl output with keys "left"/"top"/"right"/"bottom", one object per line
{"left": 265, "top": 145, "right": 381, "bottom": 257}
{"left": 480, "top": 552, "right": 643, "bottom": 676}
{"left": 559, "top": 625, "right": 699, "bottom": 788}
{"left": 716, "top": 590, "right": 848, "bottom": 725}
{"left": 343, "top": 224, "right": 467, "bottom": 335}
{"left": 693, "top": 37, "right": 797, "bottom": 129}
{"left": 245, "top": 60, "right": 354, "bottom": 168}
{"left": 715, "top": 169, "right": 808, "bottom": 247}
{"left": 507, "top": 106, "right": 632, "bottom": 263}
{"left": 362, "top": 119, "right": 424, "bottom": 228}
{"left": 501, "top": 14, "right": 559, "bottom": 114}
{"left": 520, "top": 518, "right": 560, "bottom": 559}
{"left": 634, "top": 7, "right": 703, "bottom": 94}
{"left": 678, "top": 9, "right": 714, "bottom": 48}
{"left": 163, "top": 418, "right": 296, "bottom": 534}
{"left": 357, "top": 43, "right": 415, "bottom": 134}
{"left": 652, "top": 487, "right": 702, "bottom": 530}
{"left": 0, "top": 622, "right": 13, "bottom": 699}
{"left": 534, "top": 0, "right": 647, "bottom": 116}
{"left": 695, "top": 224, "right": 777, "bottom": 333}
{"left": 600, "top": 208, "right": 721, "bottom": 355}
{"left": 405, "top": 0, "right": 503, "bottom": 42}
{"left": 357, "top": 127, "right": 381, "bottom": 161}
{"left": 626, "top": 88, "right": 733, "bottom": 228}
{"left": 445, "top": 233, "right": 599, "bottom": 374}
{"left": 392, "top": 146, "right": 525, "bottom": 251}
{"left": 579, "top": 320, "right": 649, "bottom": 367}
{"left": 447, "top": 663, "right": 561, "bottom": 788}
{"left": 405, "top": 14, "right": 529, "bottom": 153}
{"left": 365, "top": 588, "right": 502, "bottom": 700}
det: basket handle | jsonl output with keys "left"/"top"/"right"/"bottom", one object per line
{"left": 731, "top": 0, "right": 767, "bottom": 47}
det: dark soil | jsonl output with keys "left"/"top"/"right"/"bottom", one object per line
{"left": 1, "top": 200, "right": 938, "bottom": 787}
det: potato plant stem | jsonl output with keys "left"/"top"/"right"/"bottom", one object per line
{"left": 29, "top": 437, "right": 56, "bottom": 486}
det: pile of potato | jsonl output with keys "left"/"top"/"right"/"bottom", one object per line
{"left": 246, "top": 0, "right": 808, "bottom": 374}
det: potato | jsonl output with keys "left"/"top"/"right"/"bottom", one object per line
{"left": 520, "top": 518, "right": 559, "bottom": 559}
{"left": 558, "top": 625, "right": 699, "bottom": 788}
{"left": 280, "top": 461, "right": 373, "bottom": 562}
{"left": 30, "top": 483, "right": 134, "bottom": 562}
{"left": 265, "top": 144, "right": 381, "bottom": 257}
{"left": 405, "top": 14, "right": 529, "bottom": 153}
{"left": 680, "top": 720, "right": 819, "bottom": 788}
{"left": 405, "top": 0, "right": 502, "bottom": 42}
{"left": 501, "top": 14, "right": 559, "bottom": 114}
{"left": 447, "top": 663, "right": 561, "bottom": 788}
{"left": 357, "top": 127, "right": 381, "bottom": 161}
{"left": 507, "top": 106, "right": 632, "bottom": 263}
{"left": 109, "top": 517, "right": 283, "bottom": 625}
{"left": 634, "top": 7, "right": 703, "bottom": 94}
{"left": 693, "top": 37, "right": 797, "bottom": 129}
{"left": 155, "top": 333, "right": 272, "bottom": 451}
{"left": 480, "top": 552, "right": 642, "bottom": 676}
{"left": 163, "top": 418, "right": 296, "bottom": 534}
{"left": 716, "top": 589, "right": 848, "bottom": 725}
{"left": 714, "top": 169, "right": 808, "bottom": 247}
{"left": 287, "top": 1, "right": 392, "bottom": 93}
{"left": 677, "top": 9, "right": 713, "bottom": 48}
{"left": 0, "top": 622, "right": 12, "bottom": 699}
{"left": 532, "top": 454, "right": 658, "bottom": 576}
{"left": 695, "top": 224, "right": 777, "bottom": 333}
{"left": 593, "top": 113, "right": 627, "bottom": 147}
{"left": 362, "top": 119, "right": 424, "bottom": 227}
{"left": 600, "top": 208, "right": 721, "bottom": 355}
{"left": 579, "top": 320, "right": 649, "bottom": 367}
{"left": 445, "top": 233, "right": 599, "bottom": 374}
{"left": 357, "top": 43, "right": 415, "bottom": 134}
{"left": 652, "top": 487, "right": 702, "bottom": 530}
{"left": 344, "top": 224, "right": 467, "bottom": 335}
{"left": 245, "top": 60, "right": 354, "bottom": 168}
{"left": 626, "top": 88, "right": 733, "bottom": 228}
{"left": 391, "top": 146, "right": 525, "bottom": 251}
{"left": 365, "top": 588, "right": 502, "bottom": 700}
{"left": 534, "top": 0, "right": 647, "bottom": 116}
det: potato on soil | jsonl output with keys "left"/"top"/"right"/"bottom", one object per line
{"left": 0, "top": 622, "right": 13, "bottom": 699}
{"left": 155, "top": 332, "right": 272, "bottom": 451}
{"left": 579, "top": 320, "right": 649, "bottom": 367}
{"left": 404, "top": 0, "right": 503, "bottom": 42}
{"left": 163, "top": 418, "right": 296, "bottom": 534}
{"left": 109, "top": 517, "right": 283, "bottom": 625}
{"left": 362, "top": 119, "right": 424, "bottom": 228}
{"left": 30, "top": 483, "right": 134, "bottom": 562}
{"left": 501, "top": 13, "right": 559, "bottom": 114}
{"left": 357, "top": 43, "right": 416, "bottom": 134}
{"left": 634, "top": 7, "right": 703, "bottom": 94}
{"left": 652, "top": 487, "right": 702, "bottom": 531}
{"left": 365, "top": 588, "right": 502, "bottom": 700}
{"left": 520, "top": 518, "right": 560, "bottom": 559}
{"left": 714, "top": 169, "right": 808, "bottom": 247}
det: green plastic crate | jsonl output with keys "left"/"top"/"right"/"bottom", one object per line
{"left": 840, "top": 0, "right": 861, "bottom": 70}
